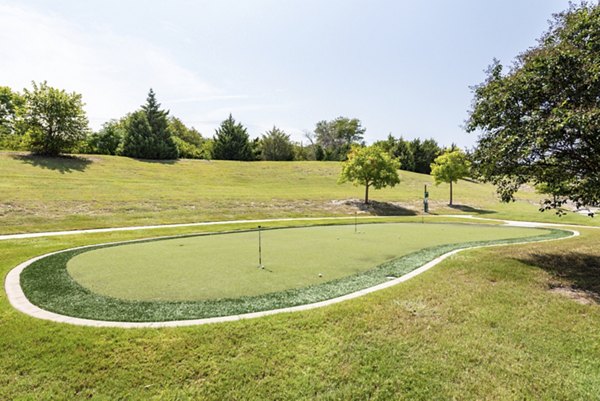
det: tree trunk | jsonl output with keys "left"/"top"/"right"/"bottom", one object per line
{"left": 364, "top": 183, "right": 370, "bottom": 204}
{"left": 449, "top": 181, "right": 453, "bottom": 206}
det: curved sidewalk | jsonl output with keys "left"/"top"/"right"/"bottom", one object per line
{"left": 0, "top": 216, "right": 384, "bottom": 241}
{"left": 4, "top": 217, "right": 581, "bottom": 328}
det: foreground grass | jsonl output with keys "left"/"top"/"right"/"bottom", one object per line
{"left": 1, "top": 220, "right": 600, "bottom": 399}
{"left": 1, "top": 151, "right": 597, "bottom": 234}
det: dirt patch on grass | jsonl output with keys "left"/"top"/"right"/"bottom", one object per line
{"left": 331, "top": 199, "right": 419, "bottom": 216}
{"left": 548, "top": 285, "right": 598, "bottom": 305}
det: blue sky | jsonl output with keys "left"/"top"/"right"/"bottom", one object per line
{"left": 0, "top": 0, "right": 571, "bottom": 147}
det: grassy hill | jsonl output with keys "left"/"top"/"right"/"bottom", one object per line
{"left": 2, "top": 150, "right": 600, "bottom": 399}
{"left": 0, "top": 151, "right": 596, "bottom": 233}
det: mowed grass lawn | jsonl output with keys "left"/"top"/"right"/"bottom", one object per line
{"left": 67, "top": 223, "right": 550, "bottom": 301}
{"left": 1, "top": 222, "right": 600, "bottom": 399}
{"left": 1, "top": 151, "right": 598, "bottom": 234}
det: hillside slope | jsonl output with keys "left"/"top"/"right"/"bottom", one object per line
{"left": 0, "top": 152, "right": 595, "bottom": 233}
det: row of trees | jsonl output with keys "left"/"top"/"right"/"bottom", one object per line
{"left": 0, "top": 84, "right": 444, "bottom": 167}
{"left": 373, "top": 135, "right": 443, "bottom": 174}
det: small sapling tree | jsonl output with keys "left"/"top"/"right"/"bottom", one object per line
{"left": 430, "top": 149, "right": 470, "bottom": 206}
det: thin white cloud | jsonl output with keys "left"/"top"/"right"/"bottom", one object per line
{"left": 0, "top": 3, "right": 223, "bottom": 129}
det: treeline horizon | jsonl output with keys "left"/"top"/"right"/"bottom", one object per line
{"left": 0, "top": 83, "right": 452, "bottom": 173}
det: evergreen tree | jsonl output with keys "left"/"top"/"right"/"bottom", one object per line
{"left": 121, "top": 89, "right": 178, "bottom": 159}
{"left": 211, "top": 114, "right": 253, "bottom": 161}
{"left": 260, "top": 126, "right": 294, "bottom": 161}
{"left": 374, "top": 134, "right": 415, "bottom": 171}
{"left": 410, "top": 138, "right": 441, "bottom": 174}
{"left": 120, "top": 111, "right": 153, "bottom": 157}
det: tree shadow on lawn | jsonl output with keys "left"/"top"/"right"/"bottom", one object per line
{"left": 130, "top": 157, "right": 178, "bottom": 165}
{"left": 461, "top": 177, "right": 481, "bottom": 184}
{"left": 350, "top": 200, "right": 418, "bottom": 216}
{"left": 11, "top": 153, "right": 92, "bottom": 173}
{"left": 448, "top": 204, "right": 495, "bottom": 215}
{"left": 517, "top": 252, "right": 600, "bottom": 303}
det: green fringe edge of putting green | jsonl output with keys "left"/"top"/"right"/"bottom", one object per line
{"left": 19, "top": 226, "right": 571, "bottom": 323}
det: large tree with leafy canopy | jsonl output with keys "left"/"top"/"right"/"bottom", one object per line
{"left": 338, "top": 145, "right": 401, "bottom": 204}
{"left": 22, "top": 81, "right": 89, "bottom": 156}
{"left": 0, "top": 86, "right": 24, "bottom": 136}
{"left": 0, "top": 86, "right": 26, "bottom": 150}
{"left": 315, "top": 117, "right": 365, "bottom": 161}
{"left": 467, "top": 2, "right": 600, "bottom": 214}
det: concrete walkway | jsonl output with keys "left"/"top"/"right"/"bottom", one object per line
{"left": 1, "top": 214, "right": 595, "bottom": 242}
{"left": 0, "top": 216, "right": 385, "bottom": 241}
{"left": 2, "top": 216, "right": 583, "bottom": 328}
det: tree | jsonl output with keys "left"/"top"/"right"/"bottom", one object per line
{"left": 168, "top": 117, "right": 206, "bottom": 159}
{"left": 0, "top": 86, "right": 24, "bottom": 136}
{"left": 315, "top": 117, "right": 365, "bottom": 160}
{"left": 410, "top": 138, "right": 441, "bottom": 174}
{"left": 21, "top": 81, "right": 89, "bottom": 156}
{"left": 212, "top": 114, "right": 253, "bottom": 161}
{"left": 260, "top": 126, "right": 294, "bottom": 161}
{"left": 121, "top": 89, "right": 178, "bottom": 159}
{"left": 120, "top": 111, "right": 153, "bottom": 157}
{"left": 466, "top": 3, "right": 600, "bottom": 212}
{"left": 338, "top": 145, "right": 401, "bottom": 204}
{"left": 374, "top": 134, "right": 416, "bottom": 171}
{"left": 430, "top": 149, "right": 471, "bottom": 206}
{"left": 85, "top": 120, "right": 125, "bottom": 155}
{"left": 292, "top": 141, "right": 312, "bottom": 161}
{"left": 0, "top": 86, "right": 26, "bottom": 150}
{"left": 169, "top": 117, "right": 203, "bottom": 146}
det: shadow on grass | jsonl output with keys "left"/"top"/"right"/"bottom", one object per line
{"left": 348, "top": 200, "right": 417, "bottom": 216}
{"left": 11, "top": 153, "right": 92, "bottom": 173}
{"left": 130, "top": 157, "right": 178, "bottom": 165}
{"left": 448, "top": 204, "right": 495, "bottom": 215}
{"left": 517, "top": 252, "right": 600, "bottom": 302}
{"left": 461, "top": 177, "right": 481, "bottom": 184}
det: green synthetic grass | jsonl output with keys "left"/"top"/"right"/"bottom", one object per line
{"left": 1, "top": 221, "right": 599, "bottom": 399}
{"left": 20, "top": 223, "right": 567, "bottom": 322}
{"left": 67, "top": 223, "right": 554, "bottom": 301}
{"left": 1, "top": 151, "right": 597, "bottom": 234}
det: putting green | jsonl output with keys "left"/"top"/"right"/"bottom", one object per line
{"left": 67, "top": 223, "right": 549, "bottom": 302}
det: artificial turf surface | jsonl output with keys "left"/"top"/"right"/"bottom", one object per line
{"left": 18, "top": 223, "right": 568, "bottom": 322}
{"left": 67, "top": 223, "right": 554, "bottom": 301}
